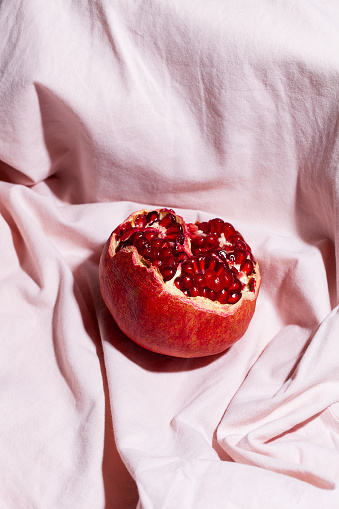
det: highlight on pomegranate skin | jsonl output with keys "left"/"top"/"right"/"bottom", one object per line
{"left": 99, "top": 208, "right": 261, "bottom": 358}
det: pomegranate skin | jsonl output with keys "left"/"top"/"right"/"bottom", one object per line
{"left": 99, "top": 210, "right": 261, "bottom": 358}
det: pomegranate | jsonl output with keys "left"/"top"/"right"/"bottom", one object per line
{"left": 99, "top": 208, "right": 261, "bottom": 358}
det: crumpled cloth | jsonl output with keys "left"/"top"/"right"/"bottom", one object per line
{"left": 1, "top": 1, "right": 339, "bottom": 507}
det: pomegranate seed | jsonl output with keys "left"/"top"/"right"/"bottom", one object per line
{"left": 200, "top": 287, "right": 209, "bottom": 298}
{"left": 181, "top": 261, "right": 194, "bottom": 275}
{"left": 182, "top": 274, "right": 194, "bottom": 288}
{"left": 204, "top": 269, "right": 215, "bottom": 287}
{"left": 227, "top": 253, "right": 236, "bottom": 263}
{"left": 192, "top": 236, "right": 205, "bottom": 247}
{"left": 138, "top": 243, "right": 152, "bottom": 257}
{"left": 189, "top": 233, "right": 200, "bottom": 241}
{"left": 167, "top": 224, "right": 183, "bottom": 234}
{"left": 172, "top": 243, "right": 180, "bottom": 254}
{"left": 246, "top": 246, "right": 255, "bottom": 261}
{"left": 216, "top": 262, "right": 226, "bottom": 276}
{"left": 197, "top": 255, "right": 206, "bottom": 271}
{"left": 195, "top": 273, "right": 206, "bottom": 287}
{"left": 153, "top": 259, "right": 162, "bottom": 269}
{"left": 167, "top": 228, "right": 183, "bottom": 240}
{"left": 160, "top": 208, "right": 176, "bottom": 214}
{"left": 196, "top": 221, "right": 208, "bottom": 233}
{"left": 150, "top": 237, "right": 163, "bottom": 249}
{"left": 191, "top": 257, "right": 199, "bottom": 272}
{"left": 229, "top": 280, "right": 242, "bottom": 293}
{"left": 160, "top": 246, "right": 172, "bottom": 259}
{"left": 150, "top": 249, "right": 161, "bottom": 260}
{"left": 205, "top": 233, "right": 219, "bottom": 249}
{"left": 144, "top": 231, "right": 157, "bottom": 241}
{"left": 228, "top": 292, "right": 241, "bottom": 304}
{"left": 146, "top": 211, "right": 159, "bottom": 223}
{"left": 192, "top": 246, "right": 206, "bottom": 255}
{"left": 219, "top": 270, "right": 234, "bottom": 288}
{"left": 206, "top": 257, "right": 218, "bottom": 270}
{"left": 202, "top": 223, "right": 211, "bottom": 234}
{"left": 208, "top": 289, "right": 217, "bottom": 301}
{"left": 187, "top": 223, "right": 199, "bottom": 233}
{"left": 182, "top": 289, "right": 190, "bottom": 296}
{"left": 247, "top": 250, "right": 255, "bottom": 262}
{"left": 234, "top": 248, "right": 247, "bottom": 265}
{"left": 134, "top": 237, "right": 148, "bottom": 249}
{"left": 210, "top": 275, "right": 223, "bottom": 293}
{"left": 131, "top": 231, "right": 145, "bottom": 244}
{"left": 235, "top": 239, "right": 247, "bottom": 251}
{"left": 189, "top": 285, "right": 199, "bottom": 297}
{"left": 240, "top": 259, "right": 254, "bottom": 275}
{"left": 228, "top": 232, "right": 244, "bottom": 245}
{"left": 163, "top": 256, "right": 178, "bottom": 269}
{"left": 209, "top": 218, "right": 224, "bottom": 234}
{"left": 160, "top": 213, "right": 176, "bottom": 228}
{"left": 162, "top": 267, "right": 176, "bottom": 281}
{"left": 134, "top": 214, "right": 147, "bottom": 228}
{"left": 119, "top": 226, "right": 135, "bottom": 242}
{"left": 222, "top": 223, "right": 236, "bottom": 238}
{"left": 249, "top": 278, "right": 256, "bottom": 292}
{"left": 174, "top": 277, "right": 183, "bottom": 289}
{"left": 217, "top": 288, "right": 229, "bottom": 304}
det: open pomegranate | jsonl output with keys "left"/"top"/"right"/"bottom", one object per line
{"left": 99, "top": 208, "right": 261, "bottom": 358}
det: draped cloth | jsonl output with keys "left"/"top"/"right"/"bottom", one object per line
{"left": 1, "top": 1, "right": 339, "bottom": 507}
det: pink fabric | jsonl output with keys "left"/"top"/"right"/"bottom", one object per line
{"left": 1, "top": 0, "right": 339, "bottom": 507}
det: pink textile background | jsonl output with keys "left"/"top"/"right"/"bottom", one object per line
{"left": 1, "top": 0, "right": 339, "bottom": 507}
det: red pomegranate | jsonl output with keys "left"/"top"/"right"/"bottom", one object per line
{"left": 99, "top": 208, "right": 261, "bottom": 358}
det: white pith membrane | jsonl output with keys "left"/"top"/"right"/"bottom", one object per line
{"left": 112, "top": 208, "right": 258, "bottom": 308}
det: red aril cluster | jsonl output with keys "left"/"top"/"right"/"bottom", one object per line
{"left": 174, "top": 257, "right": 243, "bottom": 304}
{"left": 115, "top": 210, "right": 186, "bottom": 282}
{"left": 113, "top": 208, "right": 256, "bottom": 306}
